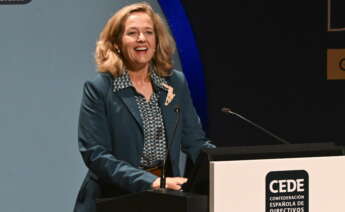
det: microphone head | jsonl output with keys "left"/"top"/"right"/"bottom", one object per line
{"left": 174, "top": 105, "right": 181, "bottom": 113}
{"left": 221, "top": 107, "right": 232, "bottom": 114}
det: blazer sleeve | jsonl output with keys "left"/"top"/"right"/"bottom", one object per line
{"left": 177, "top": 72, "right": 215, "bottom": 163}
{"left": 78, "top": 74, "right": 157, "bottom": 193}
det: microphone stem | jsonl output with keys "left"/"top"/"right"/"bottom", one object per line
{"left": 231, "top": 111, "right": 290, "bottom": 145}
{"left": 160, "top": 160, "right": 166, "bottom": 189}
{"left": 160, "top": 106, "right": 181, "bottom": 189}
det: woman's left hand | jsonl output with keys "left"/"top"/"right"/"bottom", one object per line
{"left": 151, "top": 177, "right": 188, "bottom": 190}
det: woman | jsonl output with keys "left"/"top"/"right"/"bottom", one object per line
{"left": 74, "top": 3, "right": 214, "bottom": 212}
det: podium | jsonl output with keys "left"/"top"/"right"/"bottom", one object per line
{"left": 204, "top": 143, "right": 345, "bottom": 212}
{"left": 96, "top": 143, "right": 344, "bottom": 212}
{"left": 210, "top": 154, "right": 345, "bottom": 212}
{"left": 96, "top": 189, "right": 207, "bottom": 212}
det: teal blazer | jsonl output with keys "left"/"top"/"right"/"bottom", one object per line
{"left": 74, "top": 70, "right": 214, "bottom": 212}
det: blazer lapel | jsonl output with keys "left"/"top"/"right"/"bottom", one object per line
{"left": 159, "top": 89, "right": 177, "bottom": 148}
{"left": 117, "top": 88, "right": 143, "bottom": 132}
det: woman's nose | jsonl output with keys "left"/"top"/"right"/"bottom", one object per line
{"left": 137, "top": 32, "right": 146, "bottom": 42}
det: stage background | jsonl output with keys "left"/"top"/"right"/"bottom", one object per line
{"left": 180, "top": 0, "right": 345, "bottom": 147}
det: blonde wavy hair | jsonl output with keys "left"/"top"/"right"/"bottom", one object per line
{"left": 95, "top": 2, "right": 176, "bottom": 77}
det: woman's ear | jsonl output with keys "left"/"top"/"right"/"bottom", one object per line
{"left": 114, "top": 44, "right": 121, "bottom": 54}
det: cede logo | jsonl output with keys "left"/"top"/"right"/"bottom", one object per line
{"left": 0, "top": 0, "right": 31, "bottom": 4}
{"left": 327, "top": 49, "right": 345, "bottom": 79}
{"left": 339, "top": 58, "right": 345, "bottom": 71}
{"left": 266, "top": 170, "right": 309, "bottom": 212}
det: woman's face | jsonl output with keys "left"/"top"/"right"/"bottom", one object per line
{"left": 120, "top": 12, "right": 156, "bottom": 71}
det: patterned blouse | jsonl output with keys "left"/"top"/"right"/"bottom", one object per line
{"left": 113, "top": 70, "right": 168, "bottom": 168}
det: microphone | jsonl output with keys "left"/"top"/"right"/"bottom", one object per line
{"left": 221, "top": 107, "right": 290, "bottom": 144}
{"left": 160, "top": 105, "right": 181, "bottom": 189}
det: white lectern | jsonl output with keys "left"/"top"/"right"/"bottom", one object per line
{"left": 210, "top": 155, "right": 345, "bottom": 212}
{"left": 184, "top": 143, "right": 344, "bottom": 212}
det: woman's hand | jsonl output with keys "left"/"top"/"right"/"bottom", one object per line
{"left": 151, "top": 177, "right": 188, "bottom": 190}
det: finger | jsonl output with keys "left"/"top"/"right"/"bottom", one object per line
{"left": 175, "top": 177, "right": 188, "bottom": 184}
{"left": 167, "top": 183, "right": 181, "bottom": 190}
{"left": 165, "top": 178, "right": 183, "bottom": 190}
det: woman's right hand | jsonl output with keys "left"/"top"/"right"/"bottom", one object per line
{"left": 151, "top": 177, "right": 188, "bottom": 190}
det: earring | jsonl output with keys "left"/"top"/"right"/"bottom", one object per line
{"left": 116, "top": 48, "right": 120, "bottom": 54}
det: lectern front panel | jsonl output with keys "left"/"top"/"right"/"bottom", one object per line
{"left": 210, "top": 156, "right": 345, "bottom": 212}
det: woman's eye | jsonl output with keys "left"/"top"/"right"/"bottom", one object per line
{"left": 146, "top": 31, "right": 154, "bottom": 35}
{"left": 127, "top": 31, "right": 137, "bottom": 36}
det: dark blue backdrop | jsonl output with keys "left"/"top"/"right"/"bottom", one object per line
{"left": 161, "top": 0, "right": 345, "bottom": 147}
